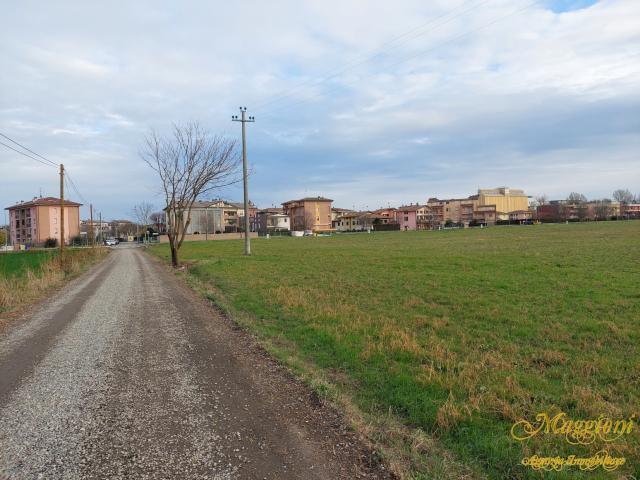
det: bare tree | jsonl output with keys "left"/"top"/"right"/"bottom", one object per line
{"left": 141, "top": 122, "right": 239, "bottom": 267}
{"left": 567, "top": 192, "right": 587, "bottom": 204}
{"left": 302, "top": 210, "right": 316, "bottom": 231}
{"left": 593, "top": 199, "right": 612, "bottom": 220}
{"left": 150, "top": 211, "right": 166, "bottom": 233}
{"left": 532, "top": 195, "right": 548, "bottom": 208}
{"left": 612, "top": 189, "right": 634, "bottom": 204}
{"left": 133, "top": 201, "right": 154, "bottom": 228}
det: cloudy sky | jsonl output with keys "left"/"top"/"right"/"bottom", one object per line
{"left": 1, "top": 0, "right": 639, "bottom": 219}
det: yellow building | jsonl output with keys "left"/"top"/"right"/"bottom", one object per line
{"left": 477, "top": 187, "right": 529, "bottom": 216}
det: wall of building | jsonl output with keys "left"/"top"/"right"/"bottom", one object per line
{"left": 398, "top": 210, "right": 416, "bottom": 230}
{"left": 303, "top": 200, "right": 332, "bottom": 231}
{"left": 478, "top": 189, "right": 528, "bottom": 213}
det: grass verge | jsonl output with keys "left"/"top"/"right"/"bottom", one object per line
{"left": 0, "top": 248, "right": 109, "bottom": 319}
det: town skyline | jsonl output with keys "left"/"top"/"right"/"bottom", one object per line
{"left": 2, "top": 0, "right": 639, "bottom": 219}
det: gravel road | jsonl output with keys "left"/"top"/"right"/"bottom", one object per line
{"left": 0, "top": 247, "right": 391, "bottom": 479}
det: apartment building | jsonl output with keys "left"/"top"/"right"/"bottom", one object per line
{"left": 182, "top": 199, "right": 257, "bottom": 234}
{"left": 621, "top": 203, "right": 640, "bottom": 219}
{"left": 537, "top": 200, "right": 622, "bottom": 222}
{"left": 477, "top": 187, "right": 529, "bottom": 217}
{"left": 5, "top": 196, "right": 81, "bottom": 247}
{"left": 426, "top": 187, "right": 527, "bottom": 227}
{"left": 282, "top": 196, "right": 333, "bottom": 232}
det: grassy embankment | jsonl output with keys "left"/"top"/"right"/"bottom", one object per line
{"left": 0, "top": 248, "right": 109, "bottom": 317}
{"left": 151, "top": 222, "right": 640, "bottom": 479}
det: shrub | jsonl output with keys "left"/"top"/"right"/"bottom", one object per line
{"left": 44, "top": 238, "right": 58, "bottom": 248}
{"left": 70, "top": 235, "right": 84, "bottom": 246}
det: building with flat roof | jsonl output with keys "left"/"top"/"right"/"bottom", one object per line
{"left": 477, "top": 187, "right": 529, "bottom": 216}
{"left": 5, "top": 196, "right": 82, "bottom": 247}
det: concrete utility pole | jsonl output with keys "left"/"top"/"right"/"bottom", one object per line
{"left": 59, "top": 164, "right": 65, "bottom": 254}
{"left": 232, "top": 107, "right": 255, "bottom": 256}
{"left": 90, "top": 204, "right": 94, "bottom": 247}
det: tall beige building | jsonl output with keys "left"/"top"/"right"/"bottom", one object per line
{"left": 282, "top": 196, "right": 333, "bottom": 232}
{"left": 477, "top": 187, "right": 529, "bottom": 215}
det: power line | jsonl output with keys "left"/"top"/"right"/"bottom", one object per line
{"left": 0, "top": 132, "right": 58, "bottom": 167}
{"left": 258, "top": 0, "right": 539, "bottom": 120}
{"left": 252, "top": 0, "right": 489, "bottom": 114}
{"left": 0, "top": 140, "right": 58, "bottom": 168}
{"left": 0, "top": 132, "right": 90, "bottom": 210}
{"left": 65, "top": 170, "right": 88, "bottom": 205}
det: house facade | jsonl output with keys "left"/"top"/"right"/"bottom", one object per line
{"left": 282, "top": 196, "right": 333, "bottom": 232}
{"left": 181, "top": 199, "right": 257, "bottom": 234}
{"left": 257, "top": 208, "right": 290, "bottom": 234}
{"left": 621, "top": 203, "right": 640, "bottom": 219}
{"left": 334, "top": 211, "right": 374, "bottom": 232}
{"left": 371, "top": 208, "right": 397, "bottom": 224}
{"left": 397, "top": 204, "right": 429, "bottom": 230}
{"left": 5, "top": 196, "right": 81, "bottom": 247}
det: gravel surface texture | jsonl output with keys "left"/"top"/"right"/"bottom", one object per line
{"left": 0, "top": 246, "right": 392, "bottom": 479}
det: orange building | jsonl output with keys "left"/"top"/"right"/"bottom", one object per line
{"left": 282, "top": 196, "right": 333, "bottom": 232}
{"left": 5, "top": 196, "right": 82, "bottom": 247}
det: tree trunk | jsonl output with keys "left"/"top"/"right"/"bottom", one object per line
{"left": 170, "top": 244, "right": 179, "bottom": 268}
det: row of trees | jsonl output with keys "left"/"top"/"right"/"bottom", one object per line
{"left": 531, "top": 189, "right": 638, "bottom": 207}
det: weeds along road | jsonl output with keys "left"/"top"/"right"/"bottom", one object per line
{"left": 0, "top": 247, "right": 390, "bottom": 480}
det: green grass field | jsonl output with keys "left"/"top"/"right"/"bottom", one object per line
{"left": 0, "top": 250, "right": 57, "bottom": 278}
{"left": 151, "top": 222, "right": 640, "bottom": 479}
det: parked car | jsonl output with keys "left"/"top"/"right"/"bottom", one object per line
{"left": 104, "top": 237, "right": 119, "bottom": 246}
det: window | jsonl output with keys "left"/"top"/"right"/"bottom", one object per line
{"left": 404, "top": 216, "right": 409, "bottom": 222}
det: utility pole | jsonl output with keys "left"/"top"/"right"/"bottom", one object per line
{"left": 90, "top": 204, "right": 94, "bottom": 247}
{"left": 232, "top": 107, "right": 255, "bottom": 256}
{"left": 59, "top": 164, "right": 65, "bottom": 254}
{"left": 99, "top": 212, "right": 102, "bottom": 245}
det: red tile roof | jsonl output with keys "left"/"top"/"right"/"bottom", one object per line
{"left": 5, "top": 196, "right": 82, "bottom": 210}
{"left": 398, "top": 204, "right": 426, "bottom": 211}
{"left": 282, "top": 196, "right": 333, "bottom": 205}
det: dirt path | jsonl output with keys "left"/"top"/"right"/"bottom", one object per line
{"left": 0, "top": 246, "right": 391, "bottom": 479}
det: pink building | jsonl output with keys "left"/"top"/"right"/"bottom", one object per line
{"left": 397, "top": 204, "right": 429, "bottom": 231}
{"left": 5, "top": 196, "right": 82, "bottom": 247}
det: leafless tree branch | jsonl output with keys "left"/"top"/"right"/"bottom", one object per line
{"left": 141, "top": 122, "right": 240, "bottom": 266}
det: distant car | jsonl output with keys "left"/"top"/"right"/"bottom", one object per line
{"left": 104, "top": 238, "right": 119, "bottom": 246}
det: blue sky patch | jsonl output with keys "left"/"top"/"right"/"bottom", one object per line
{"left": 545, "top": 0, "right": 598, "bottom": 13}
